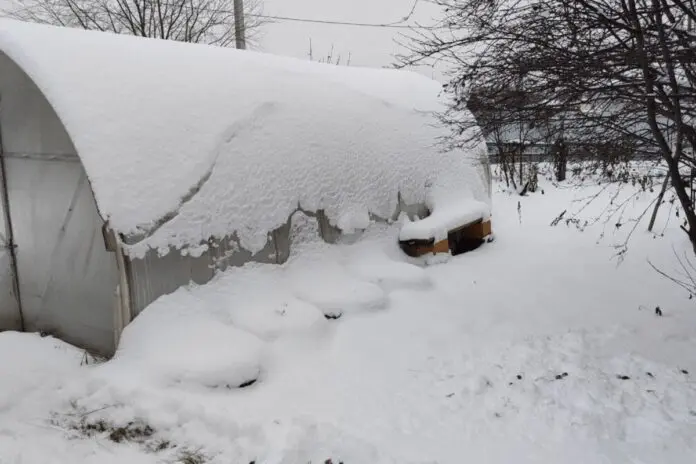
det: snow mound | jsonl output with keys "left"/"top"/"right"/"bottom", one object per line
{"left": 289, "top": 265, "right": 389, "bottom": 318}
{"left": 113, "top": 297, "right": 264, "bottom": 389}
{"left": 0, "top": 331, "right": 83, "bottom": 373}
{"left": 229, "top": 296, "right": 327, "bottom": 341}
{"left": 0, "top": 332, "right": 83, "bottom": 406}
{"left": 344, "top": 251, "right": 432, "bottom": 292}
{"left": 202, "top": 267, "right": 329, "bottom": 341}
{"left": 0, "top": 20, "right": 489, "bottom": 257}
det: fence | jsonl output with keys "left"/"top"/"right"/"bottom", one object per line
{"left": 486, "top": 142, "right": 663, "bottom": 164}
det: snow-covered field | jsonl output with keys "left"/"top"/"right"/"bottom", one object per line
{"left": 2, "top": 171, "right": 696, "bottom": 464}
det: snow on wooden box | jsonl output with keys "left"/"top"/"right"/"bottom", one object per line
{"left": 400, "top": 219, "right": 492, "bottom": 258}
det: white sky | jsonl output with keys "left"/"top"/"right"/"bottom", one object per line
{"left": 259, "top": 0, "right": 444, "bottom": 78}
{"left": 0, "top": 0, "right": 447, "bottom": 79}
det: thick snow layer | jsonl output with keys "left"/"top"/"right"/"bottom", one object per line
{"left": 0, "top": 20, "right": 489, "bottom": 257}
{"left": 399, "top": 197, "right": 490, "bottom": 241}
{"left": 291, "top": 270, "right": 389, "bottom": 318}
{"left": 0, "top": 332, "right": 83, "bottom": 410}
{"left": 344, "top": 249, "right": 433, "bottom": 292}
{"left": 110, "top": 297, "right": 264, "bottom": 389}
{"left": 4, "top": 172, "right": 696, "bottom": 463}
{"left": 189, "top": 267, "right": 330, "bottom": 341}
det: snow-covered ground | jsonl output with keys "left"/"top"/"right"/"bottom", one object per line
{"left": 2, "top": 171, "right": 696, "bottom": 464}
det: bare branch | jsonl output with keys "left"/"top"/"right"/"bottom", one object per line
{"left": 3, "top": 0, "right": 267, "bottom": 48}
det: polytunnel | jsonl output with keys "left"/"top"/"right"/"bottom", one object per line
{"left": 0, "top": 19, "right": 491, "bottom": 355}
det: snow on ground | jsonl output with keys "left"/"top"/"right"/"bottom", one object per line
{"left": 2, "top": 171, "right": 696, "bottom": 463}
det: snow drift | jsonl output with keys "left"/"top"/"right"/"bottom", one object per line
{"left": 0, "top": 19, "right": 490, "bottom": 257}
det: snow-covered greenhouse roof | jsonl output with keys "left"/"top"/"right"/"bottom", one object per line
{"left": 0, "top": 19, "right": 489, "bottom": 257}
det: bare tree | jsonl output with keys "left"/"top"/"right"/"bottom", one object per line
{"left": 400, "top": 0, "right": 696, "bottom": 253}
{"left": 3, "top": 0, "right": 266, "bottom": 47}
{"left": 468, "top": 86, "right": 539, "bottom": 189}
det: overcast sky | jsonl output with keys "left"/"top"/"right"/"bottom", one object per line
{"left": 259, "top": 0, "right": 443, "bottom": 77}
{"left": 0, "top": 0, "right": 447, "bottom": 79}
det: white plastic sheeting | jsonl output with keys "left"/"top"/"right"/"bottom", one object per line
{"left": 0, "top": 47, "right": 119, "bottom": 355}
{"left": 7, "top": 157, "right": 119, "bottom": 354}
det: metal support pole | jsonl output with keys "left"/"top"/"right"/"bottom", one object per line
{"left": 0, "top": 96, "right": 25, "bottom": 330}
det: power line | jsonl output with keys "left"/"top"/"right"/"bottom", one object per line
{"left": 248, "top": 0, "right": 427, "bottom": 30}
{"left": 249, "top": 13, "right": 428, "bottom": 30}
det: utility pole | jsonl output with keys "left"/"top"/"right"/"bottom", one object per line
{"left": 234, "top": 0, "right": 246, "bottom": 50}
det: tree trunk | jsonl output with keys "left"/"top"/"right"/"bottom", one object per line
{"left": 665, "top": 154, "right": 696, "bottom": 254}
{"left": 648, "top": 175, "right": 670, "bottom": 232}
{"left": 553, "top": 139, "right": 568, "bottom": 182}
{"left": 518, "top": 145, "right": 524, "bottom": 188}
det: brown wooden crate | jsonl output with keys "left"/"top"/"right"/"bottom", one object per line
{"left": 399, "top": 220, "right": 492, "bottom": 257}
{"left": 433, "top": 239, "right": 449, "bottom": 254}
{"left": 400, "top": 238, "right": 449, "bottom": 257}
{"left": 460, "top": 220, "right": 492, "bottom": 240}
{"left": 481, "top": 220, "right": 492, "bottom": 237}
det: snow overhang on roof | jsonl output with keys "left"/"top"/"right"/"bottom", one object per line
{"left": 0, "top": 19, "right": 490, "bottom": 258}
